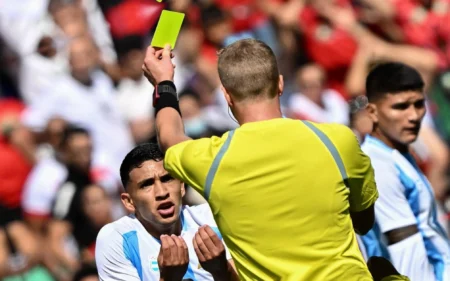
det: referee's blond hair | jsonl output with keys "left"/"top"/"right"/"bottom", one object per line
{"left": 218, "top": 39, "right": 280, "bottom": 101}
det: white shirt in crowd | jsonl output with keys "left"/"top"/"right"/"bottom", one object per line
{"left": 362, "top": 135, "right": 450, "bottom": 281}
{"left": 22, "top": 150, "right": 122, "bottom": 219}
{"left": 96, "top": 204, "right": 231, "bottom": 281}
{"left": 116, "top": 76, "right": 154, "bottom": 122}
{"left": 22, "top": 70, "right": 134, "bottom": 171}
{"left": 288, "top": 89, "right": 349, "bottom": 125}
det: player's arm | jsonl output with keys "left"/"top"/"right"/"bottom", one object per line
{"left": 95, "top": 225, "right": 141, "bottom": 281}
{"left": 351, "top": 205, "right": 375, "bottom": 235}
{"left": 142, "top": 44, "right": 191, "bottom": 153}
{"left": 337, "top": 126, "right": 378, "bottom": 235}
{"left": 47, "top": 220, "right": 80, "bottom": 273}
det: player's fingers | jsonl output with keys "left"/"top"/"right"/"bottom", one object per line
{"left": 178, "top": 236, "right": 189, "bottom": 262}
{"left": 199, "top": 226, "right": 216, "bottom": 251}
{"left": 144, "top": 46, "right": 158, "bottom": 64}
{"left": 155, "top": 49, "right": 164, "bottom": 60}
{"left": 193, "top": 235, "right": 206, "bottom": 262}
{"left": 160, "top": 235, "right": 172, "bottom": 263}
{"left": 167, "top": 235, "right": 178, "bottom": 263}
{"left": 162, "top": 44, "right": 171, "bottom": 59}
{"left": 172, "top": 235, "right": 185, "bottom": 264}
{"left": 203, "top": 225, "right": 223, "bottom": 247}
{"left": 195, "top": 231, "right": 212, "bottom": 260}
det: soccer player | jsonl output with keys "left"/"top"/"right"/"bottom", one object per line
{"left": 95, "top": 143, "right": 237, "bottom": 281}
{"left": 361, "top": 62, "right": 450, "bottom": 281}
{"left": 142, "top": 40, "right": 378, "bottom": 280}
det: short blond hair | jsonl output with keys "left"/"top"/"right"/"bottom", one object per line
{"left": 218, "top": 39, "right": 279, "bottom": 101}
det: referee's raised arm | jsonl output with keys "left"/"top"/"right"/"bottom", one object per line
{"left": 142, "top": 44, "right": 191, "bottom": 152}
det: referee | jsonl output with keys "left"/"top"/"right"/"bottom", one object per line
{"left": 143, "top": 39, "right": 377, "bottom": 280}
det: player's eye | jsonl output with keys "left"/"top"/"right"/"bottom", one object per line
{"left": 140, "top": 179, "right": 154, "bottom": 189}
{"left": 160, "top": 174, "right": 174, "bottom": 183}
{"left": 414, "top": 100, "right": 425, "bottom": 109}
{"left": 392, "top": 102, "right": 409, "bottom": 110}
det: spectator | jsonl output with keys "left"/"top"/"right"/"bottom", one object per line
{"left": 288, "top": 63, "right": 350, "bottom": 125}
{"left": 179, "top": 88, "right": 219, "bottom": 139}
{"left": 115, "top": 35, "right": 155, "bottom": 145}
{"left": 22, "top": 35, "right": 133, "bottom": 172}
{"left": 46, "top": 126, "right": 114, "bottom": 280}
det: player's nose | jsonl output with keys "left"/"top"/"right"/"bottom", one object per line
{"left": 154, "top": 180, "right": 169, "bottom": 200}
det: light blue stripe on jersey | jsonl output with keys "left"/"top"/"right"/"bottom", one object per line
{"left": 360, "top": 223, "right": 390, "bottom": 259}
{"left": 302, "top": 121, "right": 348, "bottom": 186}
{"left": 205, "top": 130, "right": 235, "bottom": 200}
{"left": 123, "top": 231, "right": 143, "bottom": 281}
{"left": 211, "top": 227, "right": 223, "bottom": 240}
{"left": 398, "top": 163, "right": 445, "bottom": 281}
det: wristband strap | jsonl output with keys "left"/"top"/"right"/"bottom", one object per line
{"left": 153, "top": 81, "right": 181, "bottom": 117}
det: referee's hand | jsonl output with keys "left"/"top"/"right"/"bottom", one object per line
{"left": 142, "top": 44, "right": 175, "bottom": 86}
{"left": 158, "top": 235, "right": 189, "bottom": 281}
{"left": 193, "top": 225, "right": 228, "bottom": 279}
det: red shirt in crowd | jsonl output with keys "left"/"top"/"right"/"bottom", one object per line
{"left": 393, "top": 0, "right": 450, "bottom": 69}
{"left": 105, "top": 0, "right": 164, "bottom": 39}
{"left": 299, "top": 1, "right": 357, "bottom": 98}
{"left": 0, "top": 99, "right": 32, "bottom": 209}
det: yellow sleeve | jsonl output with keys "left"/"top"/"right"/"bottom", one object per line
{"left": 164, "top": 134, "right": 229, "bottom": 198}
{"left": 334, "top": 126, "right": 379, "bottom": 212}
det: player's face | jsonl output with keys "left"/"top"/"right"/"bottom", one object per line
{"left": 369, "top": 90, "right": 425, "bottom": 146}
{"left": 65, "top": 133, "right": 92, "bottom": 173}
{"left": 126, "top": 160, "right": 185, "bottom": 227}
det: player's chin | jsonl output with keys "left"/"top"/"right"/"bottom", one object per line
{"left": 401, "top": 132, "right": 419, "bottom": 144}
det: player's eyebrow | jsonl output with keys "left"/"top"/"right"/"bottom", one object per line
{"left": 138, "top": 177, "right": 155, "bottom": 188}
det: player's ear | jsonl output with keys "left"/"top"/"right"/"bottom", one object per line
{"left": 278, "top": 75, "right": 284, "bottom": 96}
{"left": 367, "top": 103, "right": 378, "bottom": 124}
{"left": 180, "top": 182, "right": 186, "bottom": 198}
{"left": 121, "top": 192, "right": 135, "bottom": 213}
{"left": 221, "top": 85, "right": 233, "bottom": 107}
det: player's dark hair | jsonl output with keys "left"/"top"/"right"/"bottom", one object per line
{"left": 60, "top": 125, "right": 89, "bottom": 148}
{"left": 366, "top": 62, "right": 424, "bottom": 102}
{"left": 114, "top": 35, "right": 144, "bottom": 61}
{"left": 120, "top": 143, "right": 164, "bottom": 189}
{"left": 179, "top": 88, "right": 201, "bottom": 103}
{"left": 200, "top": 4, "right": 228, "bottom": 28}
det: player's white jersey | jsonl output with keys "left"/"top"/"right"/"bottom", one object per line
{"left": 362, "top": 135, "right": 450, "bottom": 281}
{"left": 95, "top": 204, "right": 231, "bottom": 281}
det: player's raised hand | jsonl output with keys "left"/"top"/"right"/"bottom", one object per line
{"left": 193, "top": 225, "right": 228, "bottom": 278}
{"left": 158, "top": 234, "right": 189, "bottom": 281}
{"left": 142, "top": 44, "right": 175, "bottom": 86}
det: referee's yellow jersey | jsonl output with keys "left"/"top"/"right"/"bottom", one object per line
{"left": 165, "top": 118, "right": 378, "bottom": 280}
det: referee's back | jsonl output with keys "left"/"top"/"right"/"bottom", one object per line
{"left": 165, "top": 118, "right": 378, "bottom": 280}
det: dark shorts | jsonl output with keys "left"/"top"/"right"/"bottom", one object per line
{"left": 0, "top": 203, "right": 22, "bottom": 227}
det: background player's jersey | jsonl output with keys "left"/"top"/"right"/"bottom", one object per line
{"left": 95, "top": 204, "right": 231, "bottom": 281}
{"left": 362, "top": 135, "right": 450, "bottom": 281}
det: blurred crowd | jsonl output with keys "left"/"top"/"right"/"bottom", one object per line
{"left": 0, "top": 0, "right": 449, "bottom": 280}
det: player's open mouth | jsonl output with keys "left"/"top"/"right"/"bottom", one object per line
{"left": 157, "top": 202, "right": 175, "bottom": 217}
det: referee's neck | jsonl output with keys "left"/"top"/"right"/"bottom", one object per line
{"left": 233, "top": 100, "right": 283, "bottom": 125}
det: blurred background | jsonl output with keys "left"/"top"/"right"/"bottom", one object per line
{"left": 0, "top": 0, "right": 449, "bottom": 280}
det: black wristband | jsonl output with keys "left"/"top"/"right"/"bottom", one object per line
{"left": 154, "top": 81, "right": 181, "bottom": 117}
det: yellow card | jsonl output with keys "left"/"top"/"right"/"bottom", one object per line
{"left": 151, "top": 10, "right": 185, "bottom": 49}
